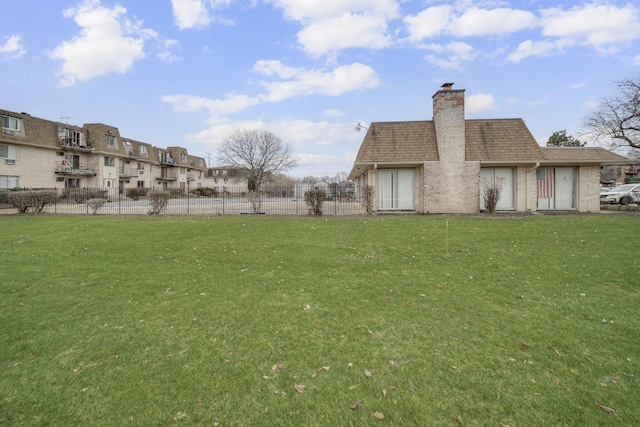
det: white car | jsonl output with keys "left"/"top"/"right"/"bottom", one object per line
{"left": 600, "top": 184, "right": 640, "bottom": 205}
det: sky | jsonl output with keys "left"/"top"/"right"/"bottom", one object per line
{"left": 1, "top": 0, "right": 639, "bottom": 178}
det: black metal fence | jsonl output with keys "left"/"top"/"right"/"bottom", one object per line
{"left": 0, "top": 186, "right": 370, "bottom": 216}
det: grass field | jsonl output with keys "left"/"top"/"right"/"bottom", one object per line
{"left": 1, "top": 214, "right": 638, "bottom": 426}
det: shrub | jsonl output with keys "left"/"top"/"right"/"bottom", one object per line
{"left": 482, "top": 178, "right": 504, "bottom": 214}
{"left": 148, "top": 191, "right": 170, "bottom": 215}
{"left": 86, "top": 198, "right": 107, "bottom": 215}
{"left": 194, "top": 187, "right": 215, "bottom": 197}
{"left": 248, "top": 191, "right": 264, "bottom": 214}
{"left": 361, "top": 185, "right": 375, "bottom": 214}
{"left": 126, "top": 188, "right": 140, "bottom": 200}
{"left": 8, "top": 190, "right": 57, "bottom": 214}
{"left": 64, "top": 188, "right": 108, "bottom": 203}
{"left": 304, "top": 188, "right": 326, "bottom": 216}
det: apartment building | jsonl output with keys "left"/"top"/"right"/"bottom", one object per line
{"left": 0, "top": 109, "right": 208, "bottom": 192}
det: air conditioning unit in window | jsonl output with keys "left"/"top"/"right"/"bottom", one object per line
{"left": 138, "top": 170, "right": 144, "bottom": 175}
{"left": 3, "top": 129, "right": 16, "bottom": 136}
{"left": 5, "top": 159, "right": 15, "bottom": 165}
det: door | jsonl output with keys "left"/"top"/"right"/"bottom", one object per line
{"left": 537, "top": 167, "right": 576, "bottom": 210}
{"left": 378, "top": 169, "right": 414, "bottom": 210}
{"left": 480, "top": 168, "right": 515, "bottom": 210}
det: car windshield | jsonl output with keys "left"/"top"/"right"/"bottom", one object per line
{"left": 608, "top": 185, "right": 636, "bottom": 192}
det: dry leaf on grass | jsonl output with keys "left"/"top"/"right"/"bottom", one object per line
{"left": 272, "top": 361, "right": 284, "bottom": 371}
{"left": 452, "top": 415, "right": 463, "bottom": 424}
{"left": 350, "top": 402, "right": 361, "bottom": 410}
{"left": 364, "top": 369, "right": 372, "bottom": 377}
{"left": 294, "top": 384, "right": 306, "bottom": 393}
{"left": 596, "top": 403, "right": 615, "bottom": 413}
{"left": 373, "top": 411, "right": 385, "bottom": 420}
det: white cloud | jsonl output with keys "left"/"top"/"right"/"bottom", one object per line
{"left": 163, "top": 61, "right": 379, "bottom": 121}
{"left": 297, "top": 13, "right": 393, "bottom": 56}
{"left": 424, "top": 42, "right": 474, "bottom": 69}
{"left": 269, "top": 0, "right": 399, "bottom": 23}
{"left": 171, "top": 0, "right": 211, "bottom": 29}
{"left": 404, "top": 6, "right": 537, "bottom": 41}
{"left": 507, "top": 40, "right": 556, "bottom": 62}
{"left": 268, "top": 0, "right": 399, "bottom": 56}
{"left": 541, "top": 3, "right": 640, "bottom": 52}
{"left": 633, "top": 54, "right": 640, "bottom": 66}
{"left": 161, "top": 93, "right": 260, "bottom": 116}
{"left": 568, "top": 82, "right": 585, "bottom": 89}
{"left": 49, "top": 0, "right": 158, "bottom": 86}
{"left": 466, "top": 93, "right": 496, "bottom": 113}
{"left": 404, "top": 5, "right": 454, "bottom": 40}
{"left": 451, "top": 7, "right": 538, "bottom": 37}
{"left": 253, "top": 61, "right": 380, "bottom": 102}
{"left": 323, "top": 109, "right": 344, "bottom": 118}
{"left": 0, "top": 34, "right": 27, "bottom": 60}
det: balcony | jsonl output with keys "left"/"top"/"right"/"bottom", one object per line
{"left": 119, "top": 167, "right": 139, "bottom": 178}
{"left": 157, "top": 175, "right": 177, "bottom": 181}
{"left": 54, "top": 161, "right": 97, "bottom": 176}
{"left": 59, "top": 137, "right": 93, "bottom": 153}
{"left": 159, "top": 157, "right": 176, "bottom": 166}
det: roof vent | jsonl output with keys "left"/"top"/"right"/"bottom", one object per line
{"left": 441, "top": 82, "right": 454, "bottom": 90}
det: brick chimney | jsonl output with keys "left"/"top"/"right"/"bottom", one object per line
{"left": 433, "top": 82, "right": 465, "bottom": 162}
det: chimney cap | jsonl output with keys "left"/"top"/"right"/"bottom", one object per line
{"left": 441, "top": 82, "right": 454, "bottom": 89}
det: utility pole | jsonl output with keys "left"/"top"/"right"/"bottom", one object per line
{"left": 205, "top": 152, "right": 214, "bottom": 168}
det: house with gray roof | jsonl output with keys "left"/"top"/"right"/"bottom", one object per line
{"left": 349, "top": 83, "right": 628, "bottom": 214}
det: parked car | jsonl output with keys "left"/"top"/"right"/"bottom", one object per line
{"left": 600, "top": 184, "right": 640, "bottom": 205}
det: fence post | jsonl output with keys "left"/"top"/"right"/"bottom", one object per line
{"left": 187, "top": 188, "right": 190, "bottom": 215}
{"left": 222, "top": 186, "right": 225, "bottom": 214}
{"left": 118, "top": 187, "right": 121, "bottom": 215}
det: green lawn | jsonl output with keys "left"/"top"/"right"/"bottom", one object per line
{"left": 1, "top": 214, "right": 638, "bottom": 426}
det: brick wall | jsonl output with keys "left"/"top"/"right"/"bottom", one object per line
{"left": 427, "top": 87, "right": 480, "bottom": 213}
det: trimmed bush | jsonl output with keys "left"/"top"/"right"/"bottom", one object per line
{"left": 86, "top": 198, "right": 107, "bottom": 215}
{"left": 64, "top": 188, "right": 108, "bottom": 203}
{"left": 8, "top": 190, "right": 57, "bottom": 214}
{"left": 126, "top": 188, "right": 140, "bottom": 200}
{"left": 304, "top": 188, "right": 326, "bottom": 216}
{"left": 148, "top": 191, "right": 170, "bottom": 215}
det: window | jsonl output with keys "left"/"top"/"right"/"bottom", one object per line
{"left": 181, "top": 153, "right": 187, "bottom": 162}
{"left": 137, "top": 163, "right": 145, "bottom": 171}
{"left": 0, "top": 145, "right": 19, "bottom": 159}
{"left": 180, "top": 167, "right": 186, "bottom": 175}
{"left": 378, "top": 169, "right": 414, "bottom": 210}
{"left": 0, "top": 175, "right": 19, "bottom": 189}
{"left": 64, "top": 129, "right": 83, "bottom": 145}
{"left": 65, "top": 178, "right": 80, "bottom": 188}
{"left": 222, "top": 169, "right": 228, "bottom": 176}
{"left": 480, "top": 168, "right": 515, "bottom": 211}
{"left": 104, "top": 156, "right": 115, "bottom": 167}
{"left": 137, "top": 181, "right": 145, "bottom": 188}
{"left": 198, "top": 159, "right": 203, "bottom": 166}
{"left": 106, "top": 135, "right": 116, "bottom": 146}
{"left": 1, "top": 115, "right": 21, "bottom": 131}
{"left": 65, "top": 154, "right": 80, "bottom": 169}
{"left": 139, "top": 145, "right": 147, "bottom": 155}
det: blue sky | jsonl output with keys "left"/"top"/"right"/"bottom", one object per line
{"left": 1, "top": 0, "right": 639, "bottom": 178}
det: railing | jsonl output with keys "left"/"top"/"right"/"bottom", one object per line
{"left": 0, "top": 186, "right": 369, "bottom": 216}
{"left": 54, "top": 162, "right": 98, "bottom": 175}
{"left": 119, "top": 167, "right": 139, "bottom": 178}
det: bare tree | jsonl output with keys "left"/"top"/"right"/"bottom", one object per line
{"left": 584, "top": 77, "right": 640, "bottom": 151}
{"left": 217, "top": 129, "right": 296, "bottom": 190}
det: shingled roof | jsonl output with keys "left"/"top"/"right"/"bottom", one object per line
{"left": 539, "top": 147, "right": 629, "bottom": 163}
{"left": 350, "top": 118, "right": 628, "bottom": 178}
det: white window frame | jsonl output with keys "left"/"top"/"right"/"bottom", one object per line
{"left": 0, "top": 144, "right": 19, "bottom": 159}
{"left": 0, "top": 175, "right": 19, "bottom": 189}
{"left": 106, "top": 135, "right": 117, "bottom": 146}
{"left": 1, "top": 115, "right": 21, "bottom": 131}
